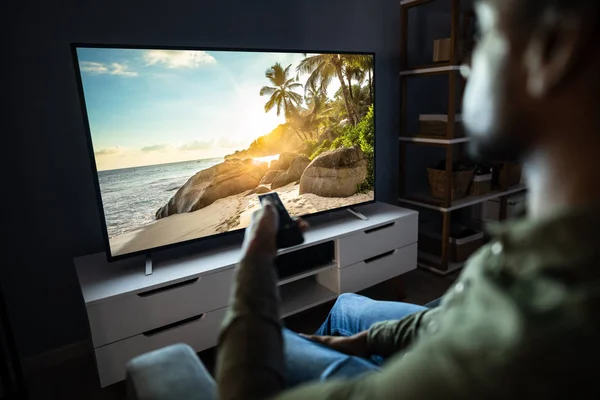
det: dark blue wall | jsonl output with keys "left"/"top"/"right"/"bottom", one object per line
{"left": 6, "top": 0, "right": 402, "bottom": 357}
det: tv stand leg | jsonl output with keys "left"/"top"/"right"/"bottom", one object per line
{"left": 145, "top": 255, "right": 153, "bottom": 276}
{"left": 348, "top": 208, "right": 369, "bottom": 221}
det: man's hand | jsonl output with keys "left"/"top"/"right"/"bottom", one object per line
{"left": 241, "top": 200, "right": 309, "bottom": 263}
{"left": 241, "top": 201, "right": 279, "bottom": 262}
{"left": 300, "top": 331, "right": 371, "bottom": 358}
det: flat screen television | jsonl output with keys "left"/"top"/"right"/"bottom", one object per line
{"left": 72, "top": 44, "right": 376, "bottom": 260}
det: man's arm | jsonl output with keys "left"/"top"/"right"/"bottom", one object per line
{"left": 367, "top": 308, "right": 438, "bottom": 357}
{"left": 216, "top": 202, "right": 297, "bottom": 400}
{"left": 218, "top": 293, "right": 474, "bottom": 400}
{"left": 216, "top": 254, "right": 285, "bottom": 400}
{"left": 306, "top": 306, "right": 439, "bottom": 358}
{"left": 215, "top": 202, "right": 452, "bottom": 400}
{"left": 273, "top": 331, "right": 479, "bottom": 400}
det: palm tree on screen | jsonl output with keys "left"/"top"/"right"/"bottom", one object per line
{"left": 300, "top": 80, "right": 331, "bottom": 139}
{"left": 259, "top": 63, "right": 303, "bottom": 117}
{"left": 345, "top": 54, "right": 374, "bottom": 104}
{"left": 344, "top": 64, "right": 365, "bottom": 101}
{"left": 304, "top": 79, "right": 326, "bottom": 108}
{"left": 297, "top": 54, "right": 359, "bottom": 126}
{"left": 352, "top": 84, "right": 372, "bottom": 119}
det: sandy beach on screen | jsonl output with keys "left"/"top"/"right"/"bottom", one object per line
{"left": 110, "top": 182, "right": 374, "bottom": 256}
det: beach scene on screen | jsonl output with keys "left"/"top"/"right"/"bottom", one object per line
{"left": 77, "top": 48, "right": 375, "bottom": 257}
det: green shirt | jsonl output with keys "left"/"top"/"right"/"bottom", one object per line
{"left": 216, "top": 208, "right": 600, "bottom": 399}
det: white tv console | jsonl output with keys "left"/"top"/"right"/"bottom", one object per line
{"left": 74, "top": 202, "right": 418, "bottom": 387}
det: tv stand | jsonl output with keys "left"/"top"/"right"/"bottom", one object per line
{"left": 347, "top": 207, "right": 369, "bottom": 221}
{"left": 145, "top": 255, "right": 153, "bottom": 276}
{"left": 74, "top": 202, "right": 418, "bottom": 387}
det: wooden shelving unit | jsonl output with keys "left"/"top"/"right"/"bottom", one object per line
{"left": 417, "top": 251, "right": 465, "bottom": 275}
{"left": 399, "top": 136, "right": 471, "bottom": 145}
{"left": 398, "top": 0, "right": 525, "bottom": 273}
{"left": 399, "top": 65, "right": 462, "bottom": 76}
{"left": 399, "top": 184, "right": 527, "bottom": 212}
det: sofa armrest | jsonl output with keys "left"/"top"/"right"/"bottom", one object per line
{"left": 126, "top": 344, "right": 215, "bottom": 400}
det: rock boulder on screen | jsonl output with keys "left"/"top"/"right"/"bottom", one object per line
{"left": 269, "top": 153, "right": 299, "bottom": 171}
{"left": 156, "top": 159, "right": 268, "bottom": 219}
{"left": 299, "top": 146, "right": 368, "bottom": 198}
{"left": 259, "top": 170, "right": 283, "bottom": 185}
{"left": 271, "top": 156, "right": 311, "bottom": 189}
{"left": 246, "top": 186, "right": 272, "bottom": 196}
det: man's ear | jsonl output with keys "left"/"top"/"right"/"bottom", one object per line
{"left": 524, "top": 9, "right": 585, "bottom": 98}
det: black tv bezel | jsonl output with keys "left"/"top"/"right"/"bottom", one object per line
{"left": 71, "top": 43, "right": 377, "bottom": 262}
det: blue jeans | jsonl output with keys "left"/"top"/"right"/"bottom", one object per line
{"left": 177, "top": 294, "right": 429, "bottom": 397}
{"left": 283, "top": 293, "right": 427, "bottom": 387}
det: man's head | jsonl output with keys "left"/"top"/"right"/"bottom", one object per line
{"left": 463, "top": 0, "right": 600, "bottom": 162}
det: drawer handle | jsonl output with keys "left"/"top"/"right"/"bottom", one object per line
{"left": 143, "top": 314, "right": 205, "bottom": 337}
{"left": 364, "top": 222, "right": 395, "bottom": 235}
{"left": 137, "top": 277, "right": 200, "bottom": 298}
{"left": 364, "top": 250, "right": 395, "bottom": 264}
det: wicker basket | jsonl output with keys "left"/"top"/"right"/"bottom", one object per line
{"left": 419, "top": 115, "right": 464, "bottom": 138}
{"left": 427, "top": 168, "right": 475, "bottom": 201}
{"left": 469, "top": 174, "right": 492, "bottom": 196}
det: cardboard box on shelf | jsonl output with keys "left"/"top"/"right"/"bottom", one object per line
{"left": 468, "top": 174, "right": 493, "bottom": 196}
{"left": 419, "top": 222, "right": 485, "bottom": 263}
{"left": 419, "top": 114, "right": 464, "bottom": 138}
{"left": 470, "top": 193, "right": 527, "bottom": 222}
{"left": 433, "top": 38, "right": 452, "bottom": 62}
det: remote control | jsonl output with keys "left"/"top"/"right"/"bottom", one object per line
{"left": 258, "top": 193, "right": 305, "bottom": 249}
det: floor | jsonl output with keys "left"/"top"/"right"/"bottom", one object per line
{"left": 22, "top": 268, "right": 458, "bottom": 400}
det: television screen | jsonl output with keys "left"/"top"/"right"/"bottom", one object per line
{"left": 73, "top": 45, "right": 375, "bottom": 259}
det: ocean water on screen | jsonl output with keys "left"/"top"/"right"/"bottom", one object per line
{"left": 97, "top": 158, "right": 223, "bottom": 238}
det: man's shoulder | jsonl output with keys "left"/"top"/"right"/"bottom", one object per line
{"left": 425, "top": 219, "right": 600, "bottom": 385}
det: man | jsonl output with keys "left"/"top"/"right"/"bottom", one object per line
{"left": 217, "top": 0, "right": 600, "bottom": 398}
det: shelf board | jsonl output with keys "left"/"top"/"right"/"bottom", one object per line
{"left": 417, "top": 251, "right": 465, "bottom": 276}
{"left": 399, "top": 136, "right": 471, "bottom": 145}
{"left": 399, "top": 184, "right": 527, "bottom": 212}
{"left": 400, "top": 65, "right": 461, "bottom": 76}
{"left": 280, "top": 279, "right": 337, "bottom": 319}
{"left": 400, "top": 0, "right": 434, "bottom": 6}
{"left": 277, "top": 262, "right": 337, "bottom": 287}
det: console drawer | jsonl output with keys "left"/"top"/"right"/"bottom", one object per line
{"left": 337, "top": 213, "right": 418, "bottom": 268}
{"left": 340, "top": 243, "right": 417, "bottom": 293}
{"left": 88, "top": 268, "right": 234, "bottom": 348}
{"left": 95, "top": 306, "right": 227, "bottom": 387}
